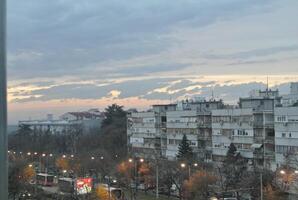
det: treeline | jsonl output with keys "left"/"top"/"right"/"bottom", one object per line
{"left": 8, "top": 104, "right": 128, "bottom": 159}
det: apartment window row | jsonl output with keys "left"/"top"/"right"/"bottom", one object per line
{"left": 212, "top": 116, "right": 252, "bottom": 123}
{"left": 167, "top": 128, "right": 197, "bottom": 134}
{"left": 276, "top": 116, "right": 287, "bottom": 122}
{"left": 214, "top": 143, "right": 250, "bottom": 150}
{"left": 281, "top": 132, "right": 292, "bottom": 138}
{"left": 233, "top": 129, "right": 249, "bottom": 136}
{"left": 168, "top": 139, "right": 197, "bottom": 147}
{"left": 168, "top": 117, "right": 197, "bottom": 123}
{"left": 276, "top": 145, "right": 298, "bottom": 154}
{"left": 234, "top": 143, "right": 251, "bottom": 150}
{"left": 213, "top": 143, "right": 230, "bottom": 148}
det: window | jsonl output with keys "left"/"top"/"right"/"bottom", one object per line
{"left": 169, "top": 139, "right": 175, "bottom": 145}
{"left": 282, "top": 133, "right": 286, "bottom": 137}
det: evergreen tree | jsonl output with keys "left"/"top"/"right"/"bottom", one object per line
{"left": 221, "top": 143, "right": 247, "bottom": 191}
{"left": 177, "top": 134, "right": 194, "bottom": 162}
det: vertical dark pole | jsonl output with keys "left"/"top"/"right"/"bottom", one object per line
{"left": 0, "top": 0, "right": 8, "bottom": 198}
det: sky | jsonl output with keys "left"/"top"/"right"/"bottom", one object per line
{"left": 7, "top": 0, "right": 298, "bottom": 124}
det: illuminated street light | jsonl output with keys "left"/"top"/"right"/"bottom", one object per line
{"left": 140, "top": 158, "right": 144, "bottom": 163}
{"left": 63, "top": 170, "right": 67, "bottom": 173}
{"left": 91, "top": 156, "right": 95, "bottom": 160}
{"left": 280, "top": 170, "right": 286, "bottom": 175}
{"left": 62, "top": 155, "right": 66, "bottom": 158}
{"left": 180, "top": 163, "right": 186, "bottom": 168}
{"left": 19, "top": 152, "right": 22, "bottom": 154}
{"left": 7, "top": 151, "right": 10, "bottom": 153}
{"left": 42, "top": 153, "right": 46, "bottom": 157}
{"left": 194, "top": 163, "right": 198, "bottom": 167}
{"left": 112, "top": 179, "right": 117, "bottom": 183}
{"left": 128, "top": 158, "right": 133, "bottom": 163}
{"left": 70, "top": 154, "right": 74, "bottom": 158}
{"left": 28, "top": 164, "right": 33, "bottom": 168}
{"left": 49, "top": 154, "right": 53, "bottom": 157}
{"left": 100, "top": 156, "right": 104, "bottom": 160}
{"left": 295, "top": 170, "right": 298, "bottom": 174}
{"left": 27, "top": 152, "right": 31, "bottom": 156}
{"left": 34, "top": 152, "right": 37, "bottom": 155}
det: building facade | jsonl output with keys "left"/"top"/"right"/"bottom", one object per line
{"left": 19, "top": 109, "right": 104, "bottom": 135}
{"left": 275, "top": 107, "right": 298, "bottom": 169}
{"left": 127, "top": 85, "right": 298, "bottom": 171}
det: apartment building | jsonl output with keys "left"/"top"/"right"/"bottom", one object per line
{"left": 19, "top": 109, "right": 104, "bottom": 134}
{"left": 127, "top": 104, "right": 176, "bottom": 159}
{"left": 211, "top": 108, "right": 254, "bottom": 162}
{"left": 239, "top": 97, "right": 276, "bottom": 169}
{"left": 127, "top": 100, "right": 224, "bottom": 160}
{"left": 282, "top": 82, "right": 298, "bottom": 107}
{"left": 275, "top": 107, "right": 298, "bottom": 169}
{"left": 127, "top": 86, "right": 298, "bottom": 170}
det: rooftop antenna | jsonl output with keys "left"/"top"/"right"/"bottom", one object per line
{"left": 266, "top": 76, "right": 269, "bottom": 97}
{"left": 211, "top": 88, "right": 214, "bottom": 100}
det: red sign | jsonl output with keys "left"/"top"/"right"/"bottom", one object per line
{"left": 76, "top": 178, "right": 92, "bottom": 194}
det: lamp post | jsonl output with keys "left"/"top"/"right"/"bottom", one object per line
{"left": 279, "top": 169, "right": 298, "bottom": 191}
{"left": 128, "top": 157, "right": 144, "bottom": 200}
{"left": 180, "top": 162, "right": 198, "bottom": 180}
{"left": 0, "top": 0, "right": 7, "bottom": 198}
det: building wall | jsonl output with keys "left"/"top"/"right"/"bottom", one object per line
{"left": 212, "top": 108, "right": 254, "bottom": 159}
{"left": 274, "top": 107, "right": 298, "bottom": 168}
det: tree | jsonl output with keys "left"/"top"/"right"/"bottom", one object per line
{"left": 159, "top": 160, "right": 188, "bottom": 200}
{"left": 22, "top": 166, "right": 36, "bottom": 182}
{"left": 220, "top": 143, "right": 247, "bottom": 191}
{"left": 177, "top": 134, "right": 194, "bottom": 162}
{"left": 96, "top": 185, "right": 116, "bottom": 200}
{"left": 55, "top": 158, "right": 70, "bottom": 172}
{"left": 183, "top": 170, "right": 217, "bottom": 200}
{"left": 102, "top": 104, "right": 126, "bottom": 128}
{"left": 100, "top": 104, "right": 127, "bottom": 159}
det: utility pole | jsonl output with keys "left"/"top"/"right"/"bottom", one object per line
{"left": 260, "top": 173, "right": 263, "bottom": 200}
{"left": 156, "top": 161, "right": 159, "bottom": 199}
{"left": 0, "top": 0, "right": 8, "bottom": 199}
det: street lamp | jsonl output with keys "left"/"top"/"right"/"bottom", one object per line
{"left": 280, "top": 170, "right": 286, "bottom": 175}
{"left": 62, "top": 155, "right": 66, "bottom": 158}
{"left": 42, "top": 153, "right": 46, "bottom": 157}
{"left": 27, "top": 152, "right": 31, "bottom": 156}
{"left": 49, "top": 154, "right": 53, "bottom": 157}
{"left": 28, "top": 164, "right": 33, "bottom": 168}
{"left": 180, "top": 163, "right": 191, "bottom": 180}
{"left": 91, "top": 156, "right": 95, "bottom": 160}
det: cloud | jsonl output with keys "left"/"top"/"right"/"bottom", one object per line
{"left": 7, "top": 0, "right": 282, "bottom": 80}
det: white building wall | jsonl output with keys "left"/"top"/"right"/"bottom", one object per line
{"left": 212, "top": 108, "right": 255, "bottom": 159}
{"left": 275, "top": 107, "right": 298, "bottom": 168}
